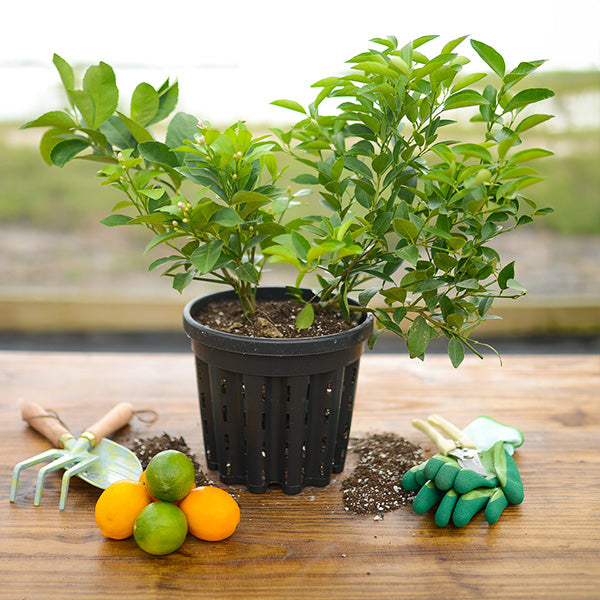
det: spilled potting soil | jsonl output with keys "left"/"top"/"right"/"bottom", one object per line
{"left": 341, "top": 433, "right": 424, "bottom": 515}
{"left": 117, "top": 430, "right": 423, "bottom": 516}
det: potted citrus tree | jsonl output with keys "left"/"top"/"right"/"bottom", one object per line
{"left": 24, "top": 35, "right": 554, "bottom": 493}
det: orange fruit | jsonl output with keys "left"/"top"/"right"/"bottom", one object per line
{"left": 179, "top": 486, "right": 240, "bottom": 542}
{"left": 145, "top": 450, "right": 196, "bottom": 503}
{"left": 138, "top": 470, "right": 158, "bottom": 502}
{"left": 133, "top": 501, "right": 188, "bottom": 555}
{"left": 95, "top": 479, "right": 152, "bottom": 540}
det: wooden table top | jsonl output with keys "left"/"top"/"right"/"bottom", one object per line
{"left": 1, "top": 350, "right": 599, "bottom": 599}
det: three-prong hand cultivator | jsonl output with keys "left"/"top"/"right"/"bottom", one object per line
{"left": 10, "top": 402, "right": 142, "bottom": 510}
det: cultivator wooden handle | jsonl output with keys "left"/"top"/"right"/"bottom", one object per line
{"left": 22, "top": 403, "right": 73, "bottom": 448}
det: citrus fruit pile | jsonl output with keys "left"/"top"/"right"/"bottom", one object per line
{"left": 94, "top": 449, "right": 241, "bottom": 555}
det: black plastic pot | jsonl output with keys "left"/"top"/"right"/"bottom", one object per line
{"left": 183, "top": 287, "right": 374, "bottom": 494}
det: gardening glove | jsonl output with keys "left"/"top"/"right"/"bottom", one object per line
{"left": 407, "top": 441, "right": 524, "bottom": 526}
{"left": 401, "top": 417, "right": 524, "bottom": 527}
{"left": 402, "top": 416, "right": 524, "bottom": 492}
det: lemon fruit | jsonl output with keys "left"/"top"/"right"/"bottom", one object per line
{"left": 133, "top": 501, "right": 188, "bottom": 555}
{"left": 145, "top": 450, "right": 196, "bottom": 503}
{"left": 179, "top": 486, "right": 241, "bottom": 541}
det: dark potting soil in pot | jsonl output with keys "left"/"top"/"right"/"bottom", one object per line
{"left": 194, "top": 298, "right": 361, "bottom": 338}
{"left": 341, "top": 433, "right": 424, "bottom": 515}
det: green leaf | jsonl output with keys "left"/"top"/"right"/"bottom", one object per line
{"left": 393, "top": 307, "right": 407, "bottom": 324}
{"left": 68, "top": 90, "right": 94, "bottom": 128}
{"left": 166, "top": 112, "right": 198, "bottom": 150}
{"left": 396, "top": 245, "right": 419, "bottom": 265}
{"left": 433, "top": 253, "right": 457, "bottom": 272}
{"left": 271, "top": 99, "right": 306, "bottom": 114}
{"left": 389, "top": 56, "right": 410, "bottom": 76}
{"left": 351, "top": 61, "right": 397, "bottom": 78}
{"left": 263, "top": 245, "right": 301, "bottom": 268}
{"left": 358, "top": 287, "right": 379, "bottom": 306}
{"left": 53, "top": 54, "right": 74, "bottom": 91}
{"left": 138, "top": 141, "right": 178, "bottom": 167}
{"left": 444, "top": 90, "right": 488, "bottom": 110}
{"left": 112, "top": 200, "right": 134, "bottom": 211}
{"left": 498, "top": 261, "right": 515, "bottom": 289}
{"left": 451, "top": 143, "right": 493, "bottom": 163}
{"left": 306, "top": 241, "right": 342, "bottom": 262}
{"left": 394, "top": 218, "right": 419, "bottom": 241}
{"left": 116, "top": 112, "right": 154, "bottom": 143}
{"left": 82, "top": 61, "right": 119, "bottom": 128}
{"left": 311, "top": 76, "right": 343, "bottom": 88}
{"left": 381, "top": 286, "right": 407, "bottom": 304}
{"left": 407, "top": 315, "right": 430, "bottom": 358}
{"left": 370, "top": 36, "right": 397, "bottom": 50}
{"left": 139, "top": 188, "right": 166, "bottom": 200}
{"left": 131, "top": 82, "right": 159, "bottom": 126}
{"left": 331, "top": 156, "right": 345, "bottom": 180}
{"left": 515, "top": 113, "right": 554, "bottom": 133}
{"left": 296, "top": 303, "right": 315, "bottom": 330}
{"left": 149, "top": 80, "right": 179, "bottom": 125}
{"left": 344, "top": 156, "right": 372, "bottom": 179}
{"left": 173, "top": 269, "right": 196, "bottom": 293}
{"left": 456, "top": 278, "right": 480, "bottom": 290}
{"left": 127, "top": 212, "right": 169, "bottom": 225}
{"left": 190, "top": 240, "right": 224, "bottom": 274}
{"left": 292, "top": 173, "right": 319, "bottom": 185}
{"left": 412, "top": 34, "right": 439, "bottom": 49}
{"left": 234, "top": 263, "right": 260, "bottom": 283}
{"left": 446, "top": 313, "right": 464, "bottom": 329}
{"left": 508, "top": 148, "right": 553, "bottom": 164}
{"left": 451, "top": 72, "right": 487, "bottom": 93}
{"left": 22, "top": 111, "right": 77, "bottom": 130}
{"left": 372, "top": 212, "right": 393, "bottom": 236}
{"left": 448, "top": 337, "right": 465, "bottom": 368}
{"left": 99, "top": 214, "right": 132, "bottom": 227}
{"left": 442, "top": 35, "right": 468, "bottom": 54}
{"left": 148, "top": 255, "right": 180, "bottom": 271}
{"left": 99, "top": 116, "right": 137, "bottom": 149}
{"left": 50, "top": 139, "right": 90, "bottom": 167}
{"left": 368, "top": 328, "right": 384, "bottom": 350}
{"left": 144, "top": 230, "right": 184, "bottom": 253}
{"left": 506, "top": 278, "right": 527, "bottom": 292}
{"left": 38, "top": 128, "right": 63, "bottom": 165}
{"left": 503, "top": 88, "right": 554, "bottom": 113}
{"left": 211, "top": 207, "right": 244, "bottom": 227}
{"left": 470, "top": 39, "right": 505, "bottom": 78}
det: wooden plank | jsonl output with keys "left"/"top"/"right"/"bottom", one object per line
{"left": 1, "top": 352, "right": 599, "bottom": 599}
{"left": 0, "top": 294, "right": 599, "bottom": 335}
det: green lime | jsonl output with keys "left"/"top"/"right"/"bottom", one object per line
{"left": 133, "top": 501, "right": 188, "bottom": 556}
{"left": 145, "top": 449, "right": 196, "bottom": 502}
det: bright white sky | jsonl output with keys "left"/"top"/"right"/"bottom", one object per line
{"left": 2, "top": 0, "right": 599, "bottom": 124}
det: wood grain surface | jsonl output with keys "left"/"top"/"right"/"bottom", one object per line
{"left": 1, "top": 351, "right": 598, "bottom": 600}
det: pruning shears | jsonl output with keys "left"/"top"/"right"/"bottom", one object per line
{"left": 412, "top": 414, "right": 487, "bottom": 477}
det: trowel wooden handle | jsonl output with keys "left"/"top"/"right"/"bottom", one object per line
{"left": 83, "top": 402, "right": 135, "bottom": 446}
{"left": 21, "top": 402, "right": 73, "bottom": 448}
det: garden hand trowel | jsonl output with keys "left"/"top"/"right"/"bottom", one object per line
{"left": 412, "top": 414, "right": 488, "bottom": 476}
{"left": 10, "top": 402, "right": 142, "bottom": 510}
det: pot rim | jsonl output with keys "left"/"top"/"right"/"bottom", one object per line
{"left": 183, "top": 286, "right": 374, "bottom": 356}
